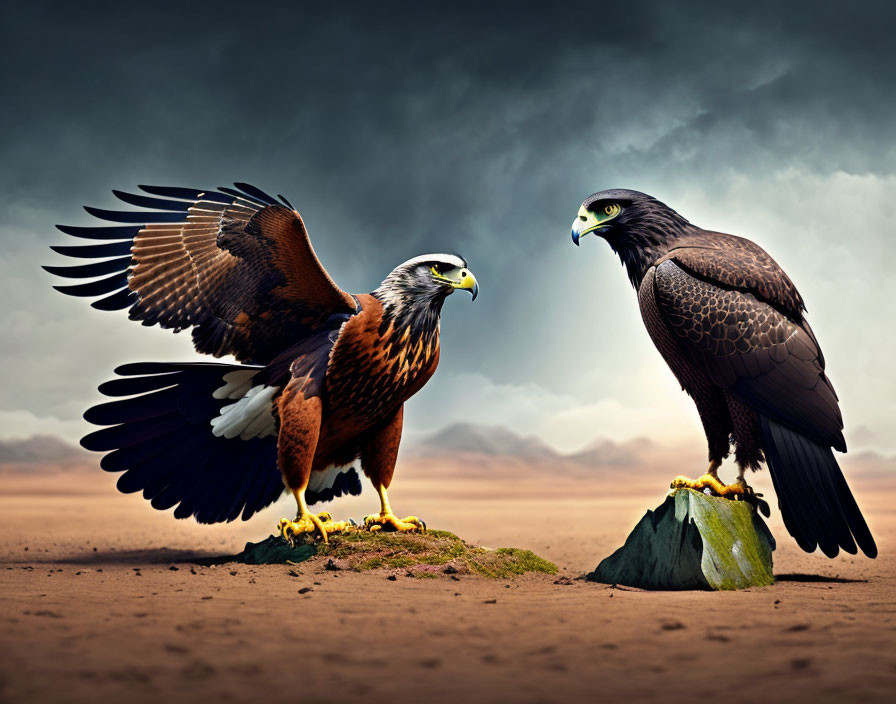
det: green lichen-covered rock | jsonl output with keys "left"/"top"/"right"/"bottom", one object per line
{"left": 200, "top": 529, "right": 558, "bottom": 578}
{"left": 588, "top": 488, "right": 776, "bottom": 590}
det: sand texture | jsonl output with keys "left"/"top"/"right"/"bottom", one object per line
{"left": 2, "top": 462, "right": 895, "bottom": 704}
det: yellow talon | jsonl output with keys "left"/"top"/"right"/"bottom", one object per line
{"left": 670, "top": 459, "right": 750, "bottom": 497}
{"left": 279, "top": 511, "right": 354, "bottom": 546}
{"left": 364, "top": 484, "right": 425, "bottom": 533}
{"left": 279, "top": 487, "right": 356, "bottom": 546}
{"left": 363, "top": 512, "right": 426, "bottom": 533}
{"left": 670, "top": 472, "right": 745, "bottom": 496}
{"left": 670, "top": 465, "right": 770, "bottom": 515}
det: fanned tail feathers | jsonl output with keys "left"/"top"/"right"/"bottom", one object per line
{"left": 760, "top": 415, "right": 877, "bottom": 558}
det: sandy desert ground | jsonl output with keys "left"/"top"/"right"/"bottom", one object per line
{"left": 2, "top": 452, "right": 895, "bottom": 704}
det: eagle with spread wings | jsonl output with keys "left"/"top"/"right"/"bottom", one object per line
{"left": 571, "top": 189, "right": 876, "bottom": 559}
{"left": 46, "top": 183, "right": 478, "bottom": 543}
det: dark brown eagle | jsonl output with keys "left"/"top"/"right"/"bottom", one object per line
{"left": 46, "top": 183, "right": 478, "bottom": 543}
{"left": 571, "top": 189, "right": 876, "bottom": 559}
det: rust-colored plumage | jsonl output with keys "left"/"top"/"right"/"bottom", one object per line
{"left": 572, "top": 189, "right": 875, "bottom": 559}
{"left": 47, "top": 184, "right": 477, "bottom": 539}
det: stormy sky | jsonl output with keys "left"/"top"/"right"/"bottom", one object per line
{"left": 2, "top": 1, "right": 895, "bottom": 456}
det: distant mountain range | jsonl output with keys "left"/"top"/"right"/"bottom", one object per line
{"left": 408, "top": 421, "right": 896, "bottom": 478}
{"left": 413, "top": 422, "right": 556, "bottom": 459}
{"left": 0, "top": 434, "right": 88, "bottom": 472}
{"left": 3, "top": 423, "right": 892, "bottom": 479}
{"left": 408, "top": 422, "right": 651, "bottom": 468}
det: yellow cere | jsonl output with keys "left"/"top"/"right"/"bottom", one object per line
{"left": 577, "top": 202, "right": 621, "bottom": 234}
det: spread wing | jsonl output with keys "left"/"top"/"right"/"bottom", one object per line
{"left": 46, "top": 184, "right": 358, "bottom": 364}
{"left": 651, "top": 250, "right": 845, "bottom": 451}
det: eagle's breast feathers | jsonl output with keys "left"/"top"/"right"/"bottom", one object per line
{"left": 325, "top": 294, "right": 441, "bottom": 424}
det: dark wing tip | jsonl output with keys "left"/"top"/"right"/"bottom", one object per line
{"left": 84, "top": 205, "right": 186, "bottom": 224}
{"left": 233, "top": 182, "right": 278, "bottom": 205}
{"left": 49, "top": 241, "right": 133, "bottom": 258}
{"left": 91, "top": 289, "right": 137, "bottom": 311}
{"left": 138, "top": 185, "right": 234, "bottom": 204}
{"left": 42, "top": 256, "right": 131, "bottom": 279}
{"left": 112, "top": 189, "right": 192, "bottom": 212}
{"left": 55, "top": 224, "right": 142, "bottom": 240}
{"left": 52, "top": 272, "right": 128, "bottom": 297}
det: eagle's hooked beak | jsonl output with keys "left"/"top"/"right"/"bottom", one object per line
{"left": 454, "top": 269, "right": 479, "bottom": 301}
{"left": 571, "top": 205, "right": 604, "bottom": 246}
{"left": 434, "top": 265, "right": 479, "bottom": 301}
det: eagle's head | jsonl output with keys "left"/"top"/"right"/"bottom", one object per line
{"left": 571, "top": 188, "right": 691, "bottom": 287}
{"left": 374, "top": 253, "right": 478, "bottom": 313}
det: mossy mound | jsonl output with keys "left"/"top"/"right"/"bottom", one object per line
{"left": 204, "top": 529, "right": 557, "bottom": 579}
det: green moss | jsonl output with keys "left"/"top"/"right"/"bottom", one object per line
{"left": 223, "top": 528, "right": 557, "bottom": 578}
{"left": 357, "top": 556, "right": 385, "bottom": 570}
{"left": 467, "top": 547, "right": 558, "bottom": 578}
{"left": 670, "top": 489, "right": 775, "bottom": 589}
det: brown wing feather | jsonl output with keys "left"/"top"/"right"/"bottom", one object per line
{"left": 249, "top": 207, "right": 353, "bottom": 310}
{"left": 652, "top": 259, "right": 845, "bottom": 451}
{"left": 48, "top": 185, "right": 357, "bottom": 364}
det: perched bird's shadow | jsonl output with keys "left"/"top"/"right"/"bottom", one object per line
{"left": 12, "top": 548, "right": 221, "bottom": 566}
{"left": 774, "top": 573, "right": 867, "bottom": 584}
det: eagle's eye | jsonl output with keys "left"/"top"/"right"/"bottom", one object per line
{"left": 604, "top": 203, "right": 620, "bottom": 216}
{"left": 431, "top": 263, "right": 454, "bottom": 279}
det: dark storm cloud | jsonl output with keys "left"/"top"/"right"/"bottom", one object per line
{"left": 1, "top": 1, "right": 895, "bottom": 445}
{"left": 6, "top": 2, "right": 893, "bottom": 237}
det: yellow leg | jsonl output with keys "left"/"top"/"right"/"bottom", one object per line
{"left": 670, "top": 459, "right": 748, "bottom": 497}
{"left": 732, "top": 466, "right": 754, "bottom": 495}
{"left": 363, "top": 485, "right": 426, "bottom": 533}
{"left": 278, "top": 488, "right": 354, "bottom": 546}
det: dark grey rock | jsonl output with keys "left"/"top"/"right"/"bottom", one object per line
{"left": 588, "top": 488, "right": 775, "bottom": 590}
{"left": 196, "top": 536, "right": 317, "bottom": 566}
